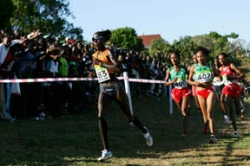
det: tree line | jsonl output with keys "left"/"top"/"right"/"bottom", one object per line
{"left": 0, "top": 0, "right": 83, "bottom": 40}
{"left": 1, "top": 0, "right": 249, "bottom": 66}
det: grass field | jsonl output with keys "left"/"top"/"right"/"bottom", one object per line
{"left": 0, "top": 93, "right": 250, "bottom": 166}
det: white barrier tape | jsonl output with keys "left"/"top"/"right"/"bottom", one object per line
{"left": 126, "top": 78, "right": 165, "bottom": 84}
{"left": 0, "top": 77, "right": 166, "bottom": 84}
{"left": 212, "top": 81, "right": 224, "bottom": 86}
{"left": 1, "top": 73, "right": 173, "bottom": 114}
{"left": 0, "top": 77, "right": 97, "bottom": 83}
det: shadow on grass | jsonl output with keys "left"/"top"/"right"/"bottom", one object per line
{"left": 0, "top": 96, "right": 250, "bottom": 165}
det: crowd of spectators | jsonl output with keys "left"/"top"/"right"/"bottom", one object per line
{"left": 0, "top": 29, "right": 169, "bottom": 122}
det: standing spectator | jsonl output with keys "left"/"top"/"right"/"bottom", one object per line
{"left": 0, "top": 35, "right": 16, "bottom": 121}
{"left": 78, "top": 48, "right": 92, "bottom": 77}
{"left": 117, "top": 54, "right": 126, "bottom": 77}
{"left": 147, "top": 57, "right": 159, "bottom": 95}
{"left": 20, "top": 40, "right": 42, "bottom": 118}
{"left": 155, "top": 61, "right": 164, "bottom": 96}
{"left": 138, "top": 55, "right": 150, "bottom": 94}
{"left": 161, "top": 64, "right": 168, "bottom": 97}
{"left": 91, "top": 29, "right": 153, "bottom": 161}
{"left": 130, "top": 55, "right": 140, "bottom": 95}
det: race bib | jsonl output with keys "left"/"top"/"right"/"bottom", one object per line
{"left": 212, "top": 77, "right": 224, "bottom": 86}
{"left": 95, "top": 66, "right": 110, "bottom": 83}
{"left": 222, "top": 75, "right": 235, "bottom": 85}
{"left": 197, "top": 73, "right": 212, "bottom": 83}
{"left": 174, "top": 80, "right": 187, "bottom": 89}
{"left": 173, "top": 76, "right": 188, "bottom": 89}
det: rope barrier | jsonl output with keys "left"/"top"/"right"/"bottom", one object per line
{"left": 0, "top": 72, "right": 173, "bottom": 115}
{"left": 0, "top": 77, "right": 166, "bottom": 84}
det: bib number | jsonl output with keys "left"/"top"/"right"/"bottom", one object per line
{"left": 174, "top": 80, "right": 187, "bottom": 88}
{"left": 96, "top": 66, "right": 110, "bottom": 83}
{"left": 222, "top": 75, "right": 234, "bottom": 85}
{"left": 197, "top": 73, "right": 212, "bottom": 82}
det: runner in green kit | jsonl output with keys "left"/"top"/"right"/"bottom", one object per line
{"left": 188, "top": 47, "right": 221, "bottom": 143}
{"left": 165, "top": 51, "right": 191, "bottom": 136}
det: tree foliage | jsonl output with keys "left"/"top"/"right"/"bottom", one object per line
{"left": 0, "top": 0, "right": 15, "bottom": 29}
{"left": 171, "top": 36, "right": 198, "bottom": 65}
{"left": 1, "top": 1, "right": 247, "bottom": 64}
{"left": 110, "top": 27, "right": 144, "bottom": 51}
{"left": 1, "top": 0, "right": 83, "bottom": 39}
{"left": 191, "top": 31, "right": 243, "bottom": 63}
{"left": 147, "top": 31, "right": 245, "bottom": 65}
{"left": 148, "top": 38, "right": 171, "bottom": 56}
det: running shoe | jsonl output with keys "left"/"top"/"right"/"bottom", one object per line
{"left": 182, "top": 133, "right": 187, "bottom": 137}
{"left": 143, "top": 127, "right": 153, "bottom": 146}
{"left": 197, "top": 108, "right": 201, "bottom": 113}
{"left": 234, "top": 131, "right": 239, "bottom": 138}
{"left": 209, "top": 135, "right": 217, "bottom": 144}
{"left": 224, "top": 115, "right": 231, "bottom": 124}
{"left": 236, "top": 108, "right": 241, "bottom": 115}
{"left": 98, "top": 150, "right": 112, "bottom": 161}
{"left": 1, "top": 113, "right": 16, "bottom": 122}
{"left": 241, "top": 109, "right": 244, "bottom": 119}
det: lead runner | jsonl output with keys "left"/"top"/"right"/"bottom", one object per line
{"left": 91, "top": 29, "right": 153, "bottom": 161}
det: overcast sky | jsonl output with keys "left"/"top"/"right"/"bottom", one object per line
{"left": 68, "top": 0, "right": 250, "bottom": 44}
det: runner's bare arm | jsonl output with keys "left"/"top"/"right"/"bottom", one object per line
{"left": 165, "top": 69, "right": 177, "bottom": 86}
{"left": 92, "top": 50, "right": 120, "bottom": 73}
{"left": 230, "top": 63, "right": 245, "bottom": 79}
{"left": 187, "top": 65, "right": 199, "bottom": 86}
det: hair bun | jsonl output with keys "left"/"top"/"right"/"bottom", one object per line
{"left": 104, "top": 29, "right": 111, "bottom": 41}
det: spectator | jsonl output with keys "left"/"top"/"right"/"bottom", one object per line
{"left": 0, "top": 35, "right": 16, "bottom": 122}
{"left": 147, "top": 57, "right": 159, "bottom": 95}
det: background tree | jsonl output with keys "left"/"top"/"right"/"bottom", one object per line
{"left": 191, "top": 31, "right": 241, "bottom": 63}
{"left": 0, "top": 0, "right": 15, "bottom": 30}
{"left": 110, "top": 27, "right": 144, "bottom": 51}
{"left": 148, "top": 38, "right": 171, "bottom": 56}
{"left": 1, "top": 0, "right": 83, "bottom": 40}
{"left": 228, "top": 39, "right": 246, "bottom": 61}
{"left": 171, "top": 36, "right": 198, "bottom": 65}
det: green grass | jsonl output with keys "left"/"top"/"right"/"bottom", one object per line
{"left": 1, "top": 94, "right": 250, "bottom": 166}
